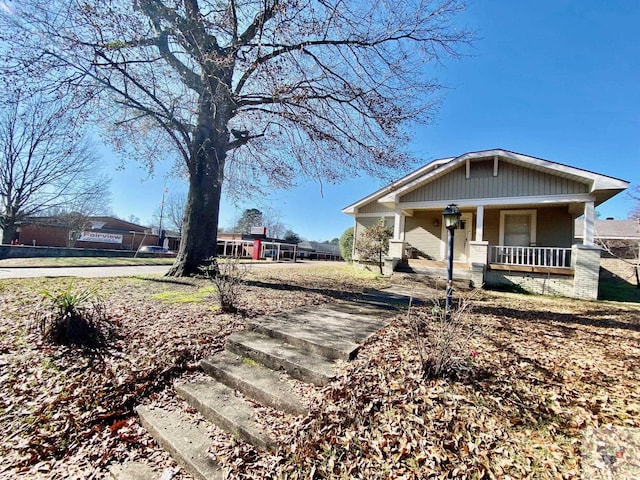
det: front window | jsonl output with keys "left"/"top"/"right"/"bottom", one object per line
{"left": 500, "top": 210, "right": 537, "bottom": 246}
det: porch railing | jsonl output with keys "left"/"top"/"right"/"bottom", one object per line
{"left": 489, "top": 246, "right": 572, "bottom": 269}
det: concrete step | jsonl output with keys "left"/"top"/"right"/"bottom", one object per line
{"left": 226, "top": 330, "right": 336, "bottom": 386}
{"left": 176, "top": 380, "right": 277, "bottom": 451}
{"left": 395, "top": 263, "right": 472, "bottom": 281}
{"left": 135, "top": 405, "right": 222, "bottom": 480}
{"left": 109, "top": 462, "right": 155, "bottom": 480}
{"left": 200, "top": 351, "right": 307, "bottom": 415}
{"left": 247, "top": 303, "right": 390, "bottom": 361}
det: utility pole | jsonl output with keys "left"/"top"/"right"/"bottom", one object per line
{"left": 158, "top": 187, "right": 168, "bottom": 246}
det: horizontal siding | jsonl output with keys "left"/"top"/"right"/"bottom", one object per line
{"left": 536, "top": 206, "right": 574, "bottom": 248}
{"left": 484, "top": 206, "right": 572, "bottom": 247}
{"left": 400, "top": 161, "right": 590, "bottom": 203}
{"left": 358, "top": 202, "right": 396, "bottom": 215}
{"left": 404, "top": 212, "right": 442, "bottom": 260}
{"left": 355, "top": 216, "right": 394, "bottom": 239}
{"left": 483, "top": 209, "right": 501, "bottom": 245}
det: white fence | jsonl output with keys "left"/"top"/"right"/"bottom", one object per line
{"left": 489, "top": 246, "right": 572, "bottom": 269}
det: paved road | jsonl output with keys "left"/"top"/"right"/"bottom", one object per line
{"left": 0, "top": 261, "right": 344, "bottom": 279}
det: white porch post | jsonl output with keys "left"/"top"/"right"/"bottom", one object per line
{"left": 393, "top": 211, "right": 404, "bottom": 240}
{"left": 388, "top": 211, "right": 405, "bottom": 263}
{"left": 583, "top": 200, "right": 596, "bottom": 246}
{"left": 469, "top": 205, "right": 488, "bottom": 288}
{"left": 351, "top": 219, "right": 358, "bottom": 260}
{"left": 475, "top": 205, "right": 485, "bottom": 242}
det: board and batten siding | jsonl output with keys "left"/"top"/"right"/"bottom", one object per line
{"left": 535, "top": 206, "right": 574, "bottom": 248}
{"left": 399, "top": 161, "right": 590, "bottom": 203}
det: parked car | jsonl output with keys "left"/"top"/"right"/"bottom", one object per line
{"left": 138, "top": 245, "right": 176, "bottom": 256}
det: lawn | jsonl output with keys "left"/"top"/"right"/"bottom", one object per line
{"left": 0, "top": 256, "right": 176, "bottom": 268}
{"left": 0, "top": 266, "right": 638, "bottom": 479}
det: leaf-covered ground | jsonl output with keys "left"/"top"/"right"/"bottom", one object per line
{"left": 0, "top": 265, "right": 387, "bottom": 479}
{"left": 1, "top": 266, "right": 639, "bottom": 479}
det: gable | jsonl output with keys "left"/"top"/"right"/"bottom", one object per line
{"left": 399, "top": 160, "right": 590, "bottom": 203}
{"left": 343, "top": 149, "right": 629, "bottom": 216}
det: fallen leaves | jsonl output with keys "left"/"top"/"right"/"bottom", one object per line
{"left": 2, "top": 269, "right": 639, "bottom": 479}
{"left": 0, "top": 267, "right": 383, "bottom": 479}
{"left": 216, "top": 289, "right": 640, "bottom": 479}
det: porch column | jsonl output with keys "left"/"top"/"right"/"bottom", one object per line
{"left": 393, "top": 211, "right": 404, "bottom": 241}
{"left": 572, "top": 244, "right": 601, "bottom": 300}
{"left": 475, "top": 205, "right": 485, "bottom": 242}
{"left": 388, "top": 211, "right": 405, "bottom": 260}
{"left": 583, "top": 200, "right": 596, "bottom": 246}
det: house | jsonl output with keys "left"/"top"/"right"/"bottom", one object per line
{"left": 575, "top": 218, "right": 640, "bottom": 259}
{"left": 343, "top": 149, "right": 629, "bottom": 299}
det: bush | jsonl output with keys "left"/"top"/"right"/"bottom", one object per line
{"left": 36, "top": 284, "right": 111, "bottom": 347}
{"left": 406, "top": 292, "right": 478, "bottom": 379}
{"left": 203, "top": 256, "right": 249, "bottom": 313}
{"left": 339, "top": 227, "right": 354, "bottom": 262}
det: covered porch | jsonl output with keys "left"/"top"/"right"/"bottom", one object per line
{"left": 386, "top": 200, "right": 601, "bottom": 299}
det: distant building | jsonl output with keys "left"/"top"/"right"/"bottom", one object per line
{"left": 15, "top": 216, "right": 168, "bottom": 251}
{"left": 297, "top": 241, "right": 342, "bottom": 260}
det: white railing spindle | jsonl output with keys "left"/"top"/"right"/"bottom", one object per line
{"left": 489, "top": 246, "right": 572, "bottom": 268}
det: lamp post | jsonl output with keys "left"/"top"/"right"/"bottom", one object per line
{"left": 442, "top": 204, "right": 461, "bottom": 312}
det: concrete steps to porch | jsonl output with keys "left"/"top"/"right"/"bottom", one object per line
{"left": 226, "top": 329, "right": 337, "bottom": 386}
{"left": 200, "top": 351, "right": 307, "bottom": 415}
{"left": 112, "top": 291, "right": 408, "bottom": 480}
{"left": 395, "top": 260, "right": 472, "bottom": 282}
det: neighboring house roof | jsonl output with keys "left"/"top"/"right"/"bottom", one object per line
{"left": 575, "top": 219, "right": 640, "bottom": 241}
{"left": 343, "top": 148, "right": 629, "bottom": 214}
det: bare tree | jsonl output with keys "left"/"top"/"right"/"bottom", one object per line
{"left": 262, "top": 207, "right": 286, "bottom": 239}
{"left": 164, "top": 192, "right": 187, "bottom": 233}
{"left": 0, "top": 0, "right": 470, "bottom": 275}
{"left": 0, "top": 93, "right": 110, "bottom": 244}
{"left": 151, "top": 192, "right": 187, "bottom": 233}
{"left": 38, "top": 191, "right": 113, "bottom": 247}
{"left": 629, "top": 185, "right": 640, "bottom": 220}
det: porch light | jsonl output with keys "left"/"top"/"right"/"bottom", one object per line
{"left": 442, "top": 204, "right": 461, "bottom": 230}
{"left": 442, "top": 204, "right": 461, "bottom": 313}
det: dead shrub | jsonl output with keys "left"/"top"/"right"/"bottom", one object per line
{"left": 203, "top": 256, "right": 249, "bottom": 313}
{"left": 407, "top": 291, "right": 478, "bottom": 379}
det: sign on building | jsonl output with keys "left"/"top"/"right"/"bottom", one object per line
{"left": 77, "top": 231, "right": 123, "bottom": 244}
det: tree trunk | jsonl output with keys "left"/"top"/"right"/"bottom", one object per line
{"left": 166, "top": 90, "right": 230, "bottom": 277}
{"left": 1, "top": 219, "right": 16, "bottom": 244}
{"left": 166, "top": 148, "right": 225, "bottom": 276}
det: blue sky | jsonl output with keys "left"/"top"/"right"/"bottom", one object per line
{"left": 104, "top": 0, "right": 639, "bottom": 241}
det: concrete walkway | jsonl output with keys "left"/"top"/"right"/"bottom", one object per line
{"left": 111, "top": 288, "right": 412, "bottom": 480}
